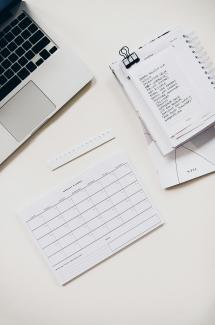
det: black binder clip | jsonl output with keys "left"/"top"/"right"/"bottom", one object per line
{"left": 119, "top": 46, "right": 140, "bottom": 69}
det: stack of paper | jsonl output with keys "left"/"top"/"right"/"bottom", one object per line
{"left": 110, "top": 29, "right": 215, "bottom": 188}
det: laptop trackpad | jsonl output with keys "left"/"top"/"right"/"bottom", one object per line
{"left": 0, "top": 81, "right": 56, "bottom": 142}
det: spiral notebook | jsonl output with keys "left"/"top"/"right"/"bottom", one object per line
{"left": 115, "top": 29, "right": 215, "bottom": 155}
{"left": 110, "top": 29, "right": 215, "bottom": 187}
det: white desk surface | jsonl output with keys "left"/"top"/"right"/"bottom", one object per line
{"left": 1, "top": 0, "right": 215, "bottom": 324}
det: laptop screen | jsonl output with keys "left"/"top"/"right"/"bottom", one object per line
{"left": 0, "top": 0, "right": 20, "bottom": 15}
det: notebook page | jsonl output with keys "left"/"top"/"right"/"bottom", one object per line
{"left": 19, "top": 153, "right": 163, "bottom": 285}
{"left": 114, "top": 30, "right": 183, "bottom": 155}
{"left": 128, "top": 44, "right": 215, "bottom": 148}
{"left": 128, "top": 47, "right": 203, "bottom": 139}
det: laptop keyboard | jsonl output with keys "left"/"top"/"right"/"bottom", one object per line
{"left": 0, "top": 12, "right": 58, "bottom": 101}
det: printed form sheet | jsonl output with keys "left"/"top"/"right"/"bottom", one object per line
{"left": 20, "top": 153, "right": 163, "bottom": 284}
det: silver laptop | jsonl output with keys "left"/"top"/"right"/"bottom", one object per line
{"left": 0, "top": 0, "right": 93, "bottom": 165}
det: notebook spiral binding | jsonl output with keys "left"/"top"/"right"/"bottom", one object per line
{"left": 183, "top": 32, "right": 215, "bottom": 89}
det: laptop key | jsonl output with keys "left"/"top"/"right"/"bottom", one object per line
{"left": 8, "top": 41, "right": 18, "bottom": 51}
{"left": 25, "top": 50, "right": 34, "bottom": 60}
{"left": 0, "top": 55, "right": 3, "bottom": 63}
{"left": 19, "top": 17, "right": 32, "bottom": 30}
{"left": 0, "top": 66, "right": 4, "bottom": 74}
{"left": 29, "top": 30, "right": 44, "bottom": 44}
{"left": 40, "top": 49, "right": 50, "bottom": 60}
{"left": 14, "top": 35, "right": 24, "bottom": 46}
{"left": 49, "top": 46, "right": 57, "bottom": 54}
{"left": 5, "top": 32, "right": 14, "bottom": 42}
{"left": 0, "top": 75, "right": 21, "bottom": 101}
{"left": 36, "top": 58, "right": 43, "bottom": 66}
{"left": 17, "top": 67, "right": 30, "bottom": 80}
{"left": 0, "top": 75, "right": 7, "bottom": 86}
{"left": 15, "top": 47, "right": 25, "bottom": 57}
{"left": 17, "top": 13, "right": 26, "bottom": 21}
{"left": 0, "top": 38, "right": 8, "bottom": 48}
{"left": 22, "top": 40, "right": 31, "bottom": 51}
{"left": 11, "top": 62, "right": 21, "bottom": 73}
{"left": 21, "top": 29, "right": 31, "bottom": 39}
{"left": 11, "top": 26, "right": 22, "bottom": 36}
{"left": 32, "top": 37, "right": 50, "bottom": 54}
{"left": 4, "top": 69, "right": 14, "bottom": 79}
{"left": 11, "top": 19, "right": 19, "bottom": 27}
{"left": 3, "top": 25, "right": 12, "bottom": 34}
{"left": 1, "top": 48, "right": 10, "bottom": 58}
{"left": 18, "top": 56, "right": 28, "bottom": 67}
{"left": 26, "top": 61, "right": 37, "bottom": 73}
{"left": 2, "top": 59, "right": 11, "bottom": 69}
{"left": 28, "top": 24, "right": 38, "bottom": 34}
{"left": 8, "top": 52, "right": 18, "bottom": 63}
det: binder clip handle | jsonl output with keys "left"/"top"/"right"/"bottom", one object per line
{"left": 119, "top": 46, "right": 140, "bottom": 69}
{"left": 119, "top": 46, "right": 130, "bottom": 58}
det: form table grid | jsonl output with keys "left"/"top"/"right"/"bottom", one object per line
{"left": 20, "top": 154, "right": 163, "bottom": 284}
